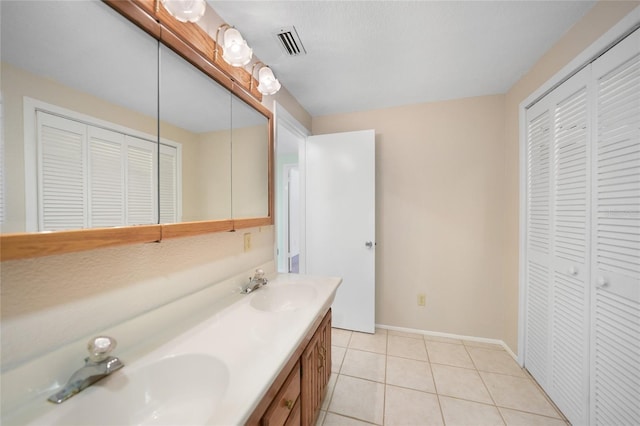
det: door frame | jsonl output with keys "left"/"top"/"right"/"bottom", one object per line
{"left": 517, "top": 7, "right": 640, "bottom": 366}
{"left": 274, "top": 102, "right": 309, "bottom": 273}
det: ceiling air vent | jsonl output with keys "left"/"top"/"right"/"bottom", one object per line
{"left": 275, "top": 26, "right": 306, "bottom": 56}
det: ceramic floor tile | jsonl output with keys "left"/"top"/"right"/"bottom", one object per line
{"left": 467, "top": 347, "right": 526, "bottom": 377}
{"left": 424, "top": 334, "right": 463, "bottom": 344}
{"left": 332, "top": 346, "right": 346, "bottom": 373}
{"left": 426, "top": 341, "right": 475, "bottom": 369}
{"left": 387, "top": 329, "right": 423, "bottom": 339}
{"left": 332, "top": 328, "right": 353, "bottom": 347}
{"left": 386, "top": 356, "right": 436, "bottom": 393}
{"left": 463, "top": 340, "right": 505, "bottom": 351}
{"left": 387, "top": 335, "right": 429, "bottom": 361}
{"left": 499, "top": 408, "right": 568, "bottom": 426}
{"left": 384, "top": 385, "right": 444, "bottom": 426}
{"left": 431, "top": 363, "right": 494, "bottom": 404}
{"left": 328, "top": 375, "right": 384, "bottom": 425}
{"left": 322, "top": 373, "right": 338, "bottom": 411}
{"left": 323, "top": 412, "right": 376, "bottom": 426}
{"left": 340, "top": 349, "right": 386, "bottom": 382}
{"left": 439, "top": 396, "right": 504, "bottom": 426}
{"left": 349, "top": 331, "right": 388, "bottom": 354}
{"left": 480, "top": 372, "right": 561, "bottom": 418}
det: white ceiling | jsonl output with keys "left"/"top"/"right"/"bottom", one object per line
{"left": 207, "top": 0, "right": 596, "bottom": 117}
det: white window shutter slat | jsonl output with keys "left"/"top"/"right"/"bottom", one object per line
{"left": 37, "top": 112, "right": 87, "bottom": 231}
{"left": 88, "top": 127, "right": 125, "bottom": 228}
{"left": 126, "top": 136, "right": 157, "bottom": 225}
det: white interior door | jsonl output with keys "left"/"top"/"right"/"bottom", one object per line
{"left": 306, "top": 129, "right": 376, "bottom": 333}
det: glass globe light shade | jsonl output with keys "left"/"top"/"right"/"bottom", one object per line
{"left": 257, "top": 67, "right": 282, "bottom": 95}
{"left": 160, "top": 0, "right": 206, "bottom": 23}
{"left": 222, "top": 28, "right": 253, "bottom": 67}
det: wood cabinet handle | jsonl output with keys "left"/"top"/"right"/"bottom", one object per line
{"left": 284, "top": 399, "right": 294, "bottom": 410}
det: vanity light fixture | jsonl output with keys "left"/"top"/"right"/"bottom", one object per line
{"left": 250, "top": 62, "right": 281, "bottom": 95}
{"left": 215, "top": 24, "right": 253, "bottom": 67}
{"left": 159, "top": 0, "right": 206, "bottom": 23}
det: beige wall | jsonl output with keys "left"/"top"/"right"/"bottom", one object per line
{"left": 313, "top": 1, "right": 638, "bottom": 353}
{"left": 313, "top": 95, "right": 507, "bottom": 341}
{"left": 502, "top": 1, "right": 639, "bottom": 352}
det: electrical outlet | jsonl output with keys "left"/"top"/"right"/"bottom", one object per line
{"left": 417, "top": 293, "right": 426, "bottom": 307}
{"left": 244, "top": 233, "right": 251, "bottom": 252}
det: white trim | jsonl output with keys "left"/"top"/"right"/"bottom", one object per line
{"left": 376, "top": 324, "right": 518, "bottom": 362}
{"left": 517, "top": 6, "right": 640, "bottom": 367}
{"left": 160, "top": 137, "right": 183, "bottom": 223}
{"left": 274, "top": 102, "right": 310, "bottom": 273}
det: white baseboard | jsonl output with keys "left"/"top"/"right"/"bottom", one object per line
{"left": 375, "top": 323, "right": 520, "bottom": 364}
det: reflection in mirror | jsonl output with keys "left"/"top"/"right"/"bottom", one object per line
{"left": 231, "top": 96, "right": 269, "bottom": 219}
{"left": 0, "top": 0, "right": 159, "bottom": 233}
{"left": 159, "top": 45, "right": 231, "bottom": 223}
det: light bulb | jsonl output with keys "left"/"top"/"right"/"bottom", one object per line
{"left": 257, "top": 67, "right": 281, "bottom": 95}
{"left": 222, "top": 28, "right": 253, "bottom": 67}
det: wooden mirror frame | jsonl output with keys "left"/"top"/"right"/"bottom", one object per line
{"left": 0, "top": 0, "right": 274, "bottom": 261}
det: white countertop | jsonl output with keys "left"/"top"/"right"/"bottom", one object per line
{"left": 10, "top": 273, "right": 341, "bottom": 426}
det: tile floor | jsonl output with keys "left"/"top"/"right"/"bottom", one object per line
{"left": 316, "top": 328, "right": 568, "bottom": 426}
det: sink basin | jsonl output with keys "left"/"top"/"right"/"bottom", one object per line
{"left": 250, "top": 284, "right": 317, "bottom": 312}
{"left": 44, "top": 354, "right": 229, "bottom": 426}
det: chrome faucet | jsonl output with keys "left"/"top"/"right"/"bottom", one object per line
{"left": 48, "top": 336, "right": 124, "bottom": 404}
{"left": 241, "top": 268, "right": 268, "bottom": 294}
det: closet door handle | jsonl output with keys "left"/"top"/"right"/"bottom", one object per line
{"left": 596, "top": 276, "right": 609, "bottom": 288}
{"left": 568, "top": 266, "right": 578, "bottom": 276}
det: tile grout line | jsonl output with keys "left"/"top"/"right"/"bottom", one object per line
{"left": 424, "top": 338, "right": 447, "bottom": 426}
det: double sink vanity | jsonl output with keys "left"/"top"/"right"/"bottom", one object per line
{"left": 5, "top": 274, "right": 341, "bottom": 425}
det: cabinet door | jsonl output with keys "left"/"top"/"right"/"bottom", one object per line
{"left": 301, "top": 310, "right": 332, "bottom": 426}
{"left": 590, "top": 28, "right": 640, "bottom": 426}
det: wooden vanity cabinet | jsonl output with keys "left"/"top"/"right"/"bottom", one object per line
{"left": 301, "top": 311, "right": 331, "bottom": 425}
{"left": 247, "top": 309, "right": 332, "bottom": 426}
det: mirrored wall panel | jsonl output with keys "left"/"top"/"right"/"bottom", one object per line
{"left": 1, "top": 0, "right": 159, "bottom": 233}
{"left": 231, "top": 96, "right": 269, "bottom": 219}
{"left": 159, "top": 44, "right": 232, "bottom": 223}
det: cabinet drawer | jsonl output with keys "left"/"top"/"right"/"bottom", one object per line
{"left": 262, "top": 362, "right": 301, "bottom": 426}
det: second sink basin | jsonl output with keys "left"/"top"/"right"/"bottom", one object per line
{"left": 48, "top": 353, "right": 229, "bottom": 426}
{"left": 250, "top": 284, "right": 317, "bottom": 312}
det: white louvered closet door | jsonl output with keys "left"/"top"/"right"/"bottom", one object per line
{"left": 159, "top": 144, "right": 178, "bottom": 224}
{"left": 549, "top": 67, "right": 590, "bottom": 426}
{"left": 88, "top": 127, "right": 125, "bottom": 228}
{"left": 590, "top": 28, "right": 640, "bottom": 426}
{"left": 525, "top": 68, "right": 591, "bottom": 426}
{"left": 37, "top": 112, "right": 87, "bottom": 231}
{"left": 525, "top": 99, "right": 553, "bottom": 391}
{"left": 126, "top": 136, "right": 157, "bottom": 225}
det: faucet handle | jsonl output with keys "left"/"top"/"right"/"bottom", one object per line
{"left": 87, "top": 336, "right": 117, "bottom": 363}
{"left": 254, "top": 268, "right": 265, "bottom": 279}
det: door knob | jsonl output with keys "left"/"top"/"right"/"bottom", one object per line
{"left": 596, "top": 276, "right": 609, "bottom": 288}
{"left": 568, "top": 266, "right": 578, "bottom": 276}
{"left": 365, "top": 241, "right": 375, "bottom": 248}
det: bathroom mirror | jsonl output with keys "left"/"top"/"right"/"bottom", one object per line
{"left": 1, "top": 0, "right": 159, "bottom": 233}
{"left": 159, "top": 44, "right": 232, "bottom": 223}
{"left": 0, "top": 0, "right": 274, "bottom": 259}
{"left": 231, "top": 95, "right": 270, "bottom": 219}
